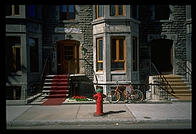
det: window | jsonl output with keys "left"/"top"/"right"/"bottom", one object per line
{"left": 132, "top": 36, "right": 137, "bottom": 71}
{"left": 60, "top": 5, "right": 75, "bottom": 20}
{"left": 96, "top": 38, "right": 103, "bottom": 71}
{"left": 186, "top": 5, "right": 191, "bottom": 20}
{"left": 154, "top": 5, "right": 170, "bottom": 20}
{"left": 29, "top": 38, "right": 39, "bottom": 72}
{"left": 96, "top": 5, "right": 103, "bottom": 19}
{"left": 131, "top": 5, "right": 139, "bottom": 20}
{"left": 110, "top": 5, "right": 125, "bottom": 16}
{"left": 111, "top": 37, "right": 125, "bottom": 71}
{"left": 27, "top": 5, "right": 36, "bottom": 18}
{"left": 6, "top": 36, "right": 21, "bottom": 73}
{"left": 27, "top": 5, "right": 42, "bottom": 19}
{"left": 6, "top": 5, "right": 20, "bottom": 16}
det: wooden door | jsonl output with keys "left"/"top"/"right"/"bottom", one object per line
{"left": 57, "top": 41, "right": 79, "bottom": 74}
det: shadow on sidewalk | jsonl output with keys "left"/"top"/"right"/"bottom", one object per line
{"left": 102, "top": 110, "right": 126, "bottom": 116}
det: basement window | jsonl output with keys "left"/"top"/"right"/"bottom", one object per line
{"left": 6, "top": 86, "right": 21, "bottom": 100}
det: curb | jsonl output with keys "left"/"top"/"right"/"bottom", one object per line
{"left": 29, "top": 100, "right": 174, "bottom": 105}
{"left": 7, "top": 119, "right": 136, "bottom": 127}
{"left": 7, "top": 118, "right": 191, "bottom": 127}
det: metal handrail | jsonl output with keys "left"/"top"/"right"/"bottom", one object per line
{"left": 28, "top": 57, "right": 49, "bottom": 97}
{"left": 150, "top": 62, "right": 174, "bottom": 95}
{"left": 39, "top": 57, "right": 50, "bottom": 90}
{"left": 40, "top": 57, "right": 49, "bottom": 81}
{"left": 176, "top": 61, "right": 192, "bottom": 83}
{"left": 72, "top": 58, "right": 98, "bottom": 86}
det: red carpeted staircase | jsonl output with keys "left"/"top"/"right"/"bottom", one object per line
{"left": 42, "top": 75, "right": 69, "bottom": 105}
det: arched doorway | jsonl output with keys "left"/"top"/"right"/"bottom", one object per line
{"left": 151, "top": 39, "right": 173, "bottom": 74}
{"left": 56, "top": 40, "right": 80, "bottom": 74}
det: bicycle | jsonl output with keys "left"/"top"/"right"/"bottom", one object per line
{"left": 106, "top": 81, "right": 144, "bottom": 103}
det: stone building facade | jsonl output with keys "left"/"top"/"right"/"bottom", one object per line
{"left": 5, "top": 5, "right": 192, "bottom": 103}
{"left": 6, "top": 5, "right": 43, "bottom": 104}
{"left": 139, "top": 5, "right": 189, "bottom": 82}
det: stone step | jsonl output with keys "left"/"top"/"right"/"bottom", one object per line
{"left": 42, "top": 89, "right": 69, "bottom": 93}
{"left": 43, "top": 85, "right": 69, "bottom": 89}
{"left": 45, "top": 79, "right": 68, "bottom": 82}
{"left": 46, "top": 75, "right": 68, "bottom": 79}
{"left": 47, "top": 94, "right": 68, "bottom": 98}
{"left": 44, "top": 82, "right": 68, "bottom": 86}
{"left": 150, "top": 74, "right": 192, "bottom": 101}
{"left": 42, "top": 94, "right": 69, "bottom": 97}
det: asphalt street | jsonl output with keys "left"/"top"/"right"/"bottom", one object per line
{"left": 7, "top": 120, "right": 191, "bottom": 130}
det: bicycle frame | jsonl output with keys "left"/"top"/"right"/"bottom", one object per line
{"left": 107, "top": 81, "right": 144, "bottom": 103}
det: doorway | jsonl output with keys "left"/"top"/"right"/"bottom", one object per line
{"left": 151, "top": 39, "right": 173, "bottom": 74}
{"left": 56, "top": 40, "right": 79, "bottom": 74}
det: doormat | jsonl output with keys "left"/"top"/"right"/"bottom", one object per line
{"left": 42, "top": 75, "right": 68, "bottom": 105}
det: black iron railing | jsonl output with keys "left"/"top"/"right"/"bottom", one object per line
{"left": 28, "top": 57, "right": 50, "bottom": 97}
{"left": 72, "top": 58, "right": 98, "bottom": 85}
{"left": 176, "top": 61, "right": 192, "bottom": 84}
{"left": 149, "top": 62, "right": 174, "bottom": 100}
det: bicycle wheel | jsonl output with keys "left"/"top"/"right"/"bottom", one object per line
{"left": 129, "top": 89, "right": 144, "bottom": 102}
{"left": 107, "top": 90, "right": 120, "bottom": 103}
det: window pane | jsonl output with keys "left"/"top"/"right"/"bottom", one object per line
{"left": 111, "top": 39, "right": 116, "bottom": 60}
{"left": 110, "top": 5, "right": 115, "bottom": 16}
{"left": 98, "top": 5, "right": 103, "bottom": 17}
{"left": 118, "top": 5, "right": 123, "bottom": 15}
{"left": 14, "top": 5, "right": 20, "bottom": 15}
{"left": 37, "top": 6, "right": 42, "bottom": 19}
{"left": 6, "top": 5, "right": 12, "bottom": 16}
{"left": 16, "top": 48, "right": 21, "bottom": 70}
{"left": 69, "top": 5, "right": 75, "bottom": 19}
{"left": 97, "top": 62, "right": 103, "bottom": 71}
{"left": 6, "top": 36, "right": 21, "bottom": 73}
{"left": 69, "top": 5, "right": 74, "bottom": 12}
{"left": 133, "top": 37, "right": 137, "bottom": 71}
{"left": 119, "top": 39, "right": 124, "bottom": 60}
{"left": 155, "top": 5, "right": 170, "bottom": 20}
{"left": 111, "top": 62, "right": 124, "bottom": 71}
{"left": 28, "top": 5, "right": 36, "bottom": 18}
{"left": 96, "top": 38, "right": 103, "bottom": 71}
{"left": 99, "top": 39, "right": 103, "bottom": 61}
{"left": 29, "top": 38, "right": 39, "bottom": 72}
{"left": 60, "top": 5, "right": 67, "bottom": 20}
{"left": 61, "top": 5, "right": 67, "bottom": 12}
{"left": 132, "top": 5, "right": 138, "bottom": 19}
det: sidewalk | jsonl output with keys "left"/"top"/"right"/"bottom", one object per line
{"left": 6, "top": 102, "right": 192, "bottom": 128}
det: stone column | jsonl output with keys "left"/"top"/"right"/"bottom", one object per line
{"left": 21, "top": 34, "right": 28, "bottom": 100}
{"left": 103, "top": 32, "right": 111, "bottom": 95}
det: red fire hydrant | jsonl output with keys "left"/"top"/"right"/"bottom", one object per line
{"left": 93, "top": 87, "right": 106, "bottom": 116}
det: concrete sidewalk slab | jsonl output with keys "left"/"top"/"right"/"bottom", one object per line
{"left": 14, "top": 105, "right": 79, "bottom": 120}
{"left": 10, "top": 104, "right": 134, "bottom": 121}
{"left": 6, "top": 105, "right": 32, "bottom": 122}
{"left": 125, "top": 102, "right": 192, "bottom": 122}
